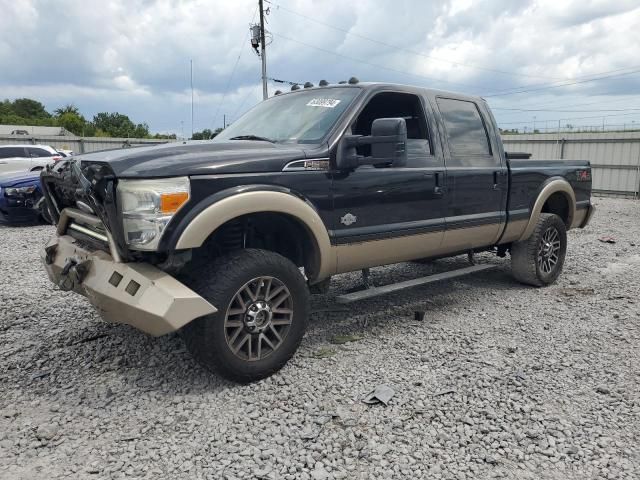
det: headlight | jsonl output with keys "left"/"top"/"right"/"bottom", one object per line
{"left": 117, "top": 177, "right": 190, "bottom": 250}
{"left": 5, "top": 185, "right": 37, "bottom": 197}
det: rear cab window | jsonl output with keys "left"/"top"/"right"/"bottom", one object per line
{"left": 436, "top": 97, "right": 496, "bottom": 166}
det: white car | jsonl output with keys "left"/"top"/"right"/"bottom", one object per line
{"left": 56, "top": 149, "right": 74, "bottom": 157}
{"left": 0, "top": 145, "right": 63, "bottom": 174}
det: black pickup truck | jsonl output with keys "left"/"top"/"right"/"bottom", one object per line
{"left": 40, "top": 81, "right": 594, "bottom": 382}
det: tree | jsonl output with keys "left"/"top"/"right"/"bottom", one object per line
{"left": 57, "top": 112, "right": 86, "bottom": 136}
{"left": 54, "top": 104, "right": 80, "bottom": 116}
{"left": 11, "top": 98, "right": 50, "bottom": 119}
{"left": 0, "top": 97, "right": 158, "bottom": 138}
{"left": 191, "top": 128, "right": 213, "bottom": 140}
{"left": 152, "top": 133, "right": 178, "bottom": 139}
{"left": 92, "top": 112, "right": 149, "bottom": 138}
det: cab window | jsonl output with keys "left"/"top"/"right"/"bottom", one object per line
{"left": 436, "top": 97, "right": 496, "bottom": 166}
{"left": 352, "top": 92, "right": 434, "bottom": 166}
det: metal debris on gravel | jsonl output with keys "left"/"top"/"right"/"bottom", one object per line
{"left": 0, "top": 197, "right": 639, "bottom": 479}
{"left": 362, "top": 385, "right": 395, "bottom": 406}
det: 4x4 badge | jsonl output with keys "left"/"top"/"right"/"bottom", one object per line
{"left": 341, "top": 213, "right": 357, "bottom": 226}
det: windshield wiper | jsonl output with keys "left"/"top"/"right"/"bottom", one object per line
{"left": 228, "top": 134, "right": 275, "bottom": 143}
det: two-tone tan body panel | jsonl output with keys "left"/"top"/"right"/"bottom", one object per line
{"left": 175, "top": 191, "right": 335, "bottom": 282}
{"left": 334, "top": 223, "right": 502, "bottom": 274}
{"left": 176, "top": 179, "right": 584, "bottom": 281}
{"left": 516, "top": 179, "right": 577, "bottom": 242}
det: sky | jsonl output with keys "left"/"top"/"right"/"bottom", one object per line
{"left": 1, "top": 0, "right": 640, "bottom": 136}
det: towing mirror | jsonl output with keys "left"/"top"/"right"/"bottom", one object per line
{"left": 336, "top": 117, "right": 408, "bottom": 169}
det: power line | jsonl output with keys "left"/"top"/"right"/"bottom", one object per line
{"left": 265, "top": 0, "right": 567, "bottom": 81}
{"left": 492, "top": 107, "right": 640, "bottom": 113}
{"left": 267, "top": 76, "right": 303, "bottom": 85}
{"left": 498, "top": 111, "right": 640, "bottom": 125}
{"left": 212, "top": 6, "right": 258, "bottom": 130}
{"left": 483, "top": 65, "right": 640, "bottom": 97}
{"left": 271, "top": 31, "right": 486, "bottom": 90}
{"left": 488, "top": 94, "right": 640, "bottom": 116}
{"left": 269, "top": 4, "right": 640, "bottom": 103}
{"left": 483, "top": 68, "right": 640, "bottom": 97}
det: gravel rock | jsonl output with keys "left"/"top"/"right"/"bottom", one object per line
{"left": 1, "top": 198, "right": 639, "bottom": 479}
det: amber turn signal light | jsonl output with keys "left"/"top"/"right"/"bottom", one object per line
{"left": 160, "top": 191, "right": 189, "bottom": 213}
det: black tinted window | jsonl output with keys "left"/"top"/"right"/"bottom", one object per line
{"left": 0, "top": 147, "right": 26, "bottom": 158}
{"left": 352, "top": 92, "right": 434, "bottom": 165}
{"left": 437, "top": 98, "right": 491, "bottom": 156}
{"left": 27, "top": 147, "right": 53, "bottom": 157}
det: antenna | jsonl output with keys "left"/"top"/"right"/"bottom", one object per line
{"left": 190, "top": 59, "right": 194, "bottom": 138}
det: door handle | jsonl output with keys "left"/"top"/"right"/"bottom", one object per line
{"left": 433, "top": 171, "right": 444, "bottom": 195}
{"left": 493, "top": 171, "right": 504, "bottom": 190}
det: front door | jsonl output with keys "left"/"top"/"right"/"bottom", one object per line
{"left": 432, "top": 96, "right": 508, "bottom": 251}
{"left": 331, "top": 91, "right": 447, "bottom": 273}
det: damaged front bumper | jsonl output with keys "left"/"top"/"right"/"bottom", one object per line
{"left": 41, "top": 209, "right": 216, "bottom": 336}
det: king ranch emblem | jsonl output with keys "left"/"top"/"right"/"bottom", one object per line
{"left": 341, "top": 213, "right": 357, "bottom": 226}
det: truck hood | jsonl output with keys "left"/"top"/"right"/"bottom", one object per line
{"left": 77, "top": 140, "right": 309, "bottom": 177}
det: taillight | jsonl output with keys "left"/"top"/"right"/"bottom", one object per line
{"left": 52, "top": 156, "right": 62, "bottom": 162}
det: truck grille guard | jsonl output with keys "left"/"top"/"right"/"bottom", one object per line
{"left": 41, "top": 160, "right": 126, "bottom": 263}
{"left": 56, "top": 208, "right": 123, "bottom": 262}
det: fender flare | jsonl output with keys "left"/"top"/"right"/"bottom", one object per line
{"left": 175, "top": 190, "right": 334, "bottom": 282}
{"left": 517, "top": 178, "right": 576, "bottom": 242}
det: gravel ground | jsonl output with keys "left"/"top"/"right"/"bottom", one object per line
{"left": 0, "top": 197, "right": 638, "bottom": 480}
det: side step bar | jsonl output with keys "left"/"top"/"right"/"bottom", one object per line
{"left": 335, "top": 264, "right": 496, "bottom": 304}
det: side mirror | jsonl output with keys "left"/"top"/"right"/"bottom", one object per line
{"left": 336, "top": 117, "right": 408, "bottom": 170}
{"left": 370, "top": 118, "right": 407, "bottom": 167}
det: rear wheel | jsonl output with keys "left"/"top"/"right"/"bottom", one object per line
{"left": 181, "top": 249, "right": 309, "bottom": 383}
{"left": 510, "top": 213, "right": 567, "bottom": 286}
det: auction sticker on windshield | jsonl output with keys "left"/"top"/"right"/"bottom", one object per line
{"left": 306, "top": 98, "right": 341, "bottom": 108}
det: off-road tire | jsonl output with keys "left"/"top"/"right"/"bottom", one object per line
{"left": 511, "top": 213, "right": 567, "bottom": 287}
{"left": 181, "top": 249, "right": 309, "bottom": 383}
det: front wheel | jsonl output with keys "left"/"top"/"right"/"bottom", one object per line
{"left": 510, "top": 213, "right": 567, "bottom": 287}
{"left": 181, "top": 249, "right": 309, "bottom": 383}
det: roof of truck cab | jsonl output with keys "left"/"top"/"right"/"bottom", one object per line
{"left": 275, "top": 82, "right": 486, "bottom": 103}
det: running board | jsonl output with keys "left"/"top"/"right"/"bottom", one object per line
{"left": 335, "top": 264, "right": 496, "bottom": 304}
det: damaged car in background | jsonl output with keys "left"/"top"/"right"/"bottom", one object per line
{"left": 0, "top": 171, "right": 52, "bottom": 224}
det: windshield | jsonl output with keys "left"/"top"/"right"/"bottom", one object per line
{"left": 215, "top": 87, "right": 361, "bottom": 144}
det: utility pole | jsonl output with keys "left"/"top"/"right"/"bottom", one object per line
{"left": 223, "top": 114, "right": 226, "bottom": 129}
{"left": 259, "top": 0, "right": 268, "bottom": 100}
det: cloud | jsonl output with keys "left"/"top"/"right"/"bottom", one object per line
{"left": 0, "top": 0, "right": 639, "bottom": 133}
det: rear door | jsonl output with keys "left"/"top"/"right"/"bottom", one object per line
{"left": 0, "top": 147, "right": 29, "bottom": 173}
{"left": 432, "top": 96, "right": 508, "bottom": 249}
